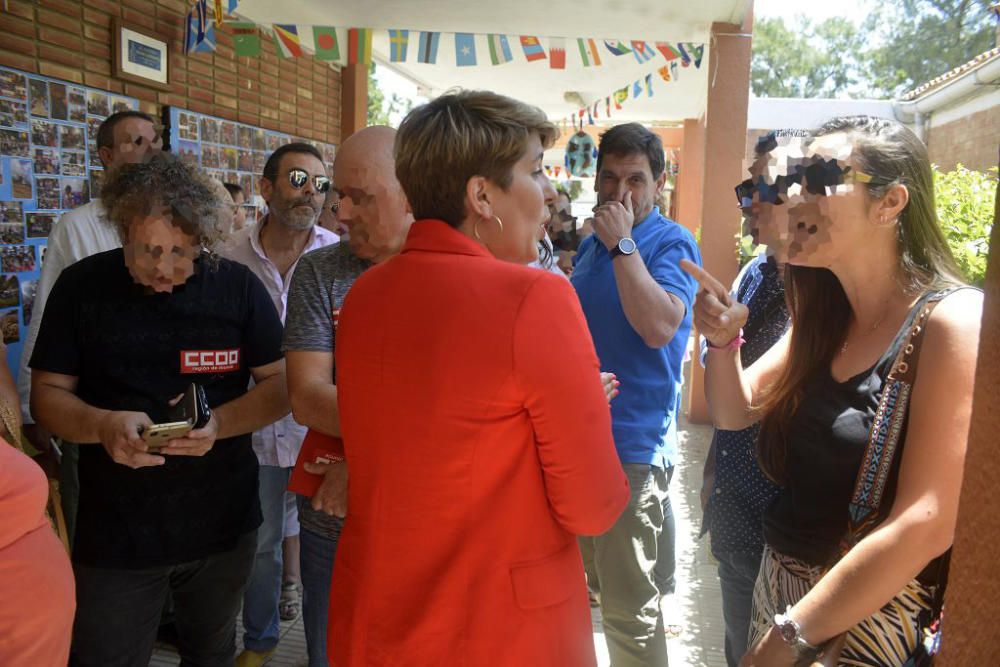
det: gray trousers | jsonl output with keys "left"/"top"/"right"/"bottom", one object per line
{"left": 581, "top": 463, "right": 670, "bottom": 667}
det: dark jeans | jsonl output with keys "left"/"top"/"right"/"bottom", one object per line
{"left": 58, "top": 441, "right": 80, "bottom": 548}
{"left": 70, "top": 530, "right": 257, "bottom": 667}
{"left": 653, "top": 465, "right": 676, "bottom": 595}
{"left": 716, "top": 550, "right": 764, "bottom": 667}
{"left": 298, "top": 502, "right": 341, "bottom": 667}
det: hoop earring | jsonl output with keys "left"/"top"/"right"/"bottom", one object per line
{"left": 473, "top": 215, "right": 504, "bottom": 241}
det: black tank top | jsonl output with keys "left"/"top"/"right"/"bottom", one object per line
{"left": 761, "top": 292, "right": 938, "bottom": 570}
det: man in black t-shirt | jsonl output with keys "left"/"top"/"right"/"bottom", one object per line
{"left": 29, "top": 153, "right": 290, "bottom": 667}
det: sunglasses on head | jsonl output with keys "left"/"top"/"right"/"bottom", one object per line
{"left": 288, "top": 168, "right": 331, "bottom": 193}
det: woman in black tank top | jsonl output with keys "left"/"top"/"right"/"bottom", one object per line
{"left": 684, "top": 116, "right": 982, "bottom": 666}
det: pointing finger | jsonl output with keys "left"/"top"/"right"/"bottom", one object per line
{"left": 680, "top": 259, "right": 728, "bottom": 298}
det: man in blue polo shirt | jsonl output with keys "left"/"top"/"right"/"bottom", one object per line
{"left": 572, "top": 123, "right": 701, "bottom": 666}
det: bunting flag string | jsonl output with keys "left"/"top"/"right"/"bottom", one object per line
{"left": 565, "top": 62, "right": 685, "bottom": 128}
{"left": 206, "top": 19, "right": 703, "bottom": 72}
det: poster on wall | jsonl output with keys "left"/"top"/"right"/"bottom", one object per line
{"left": 163, "top": 106, "right": 337, "bottom": 219}
{"left": 0, "top": 66, "right": 137, "bottom": 380}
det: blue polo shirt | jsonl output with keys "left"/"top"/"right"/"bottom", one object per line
{"left": 571, "top": 207, "right": 701, "bottom": 468}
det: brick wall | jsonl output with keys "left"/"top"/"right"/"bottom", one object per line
{"left": 0, "top": 0, "right": 341, "bottom": 145}
{"left": 926, "top": 105, "right": 999, "bottom": 174}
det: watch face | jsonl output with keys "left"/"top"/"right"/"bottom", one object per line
{"left": 779, "top": 622, "right": 797, "bottom": 643}
{"left": 619, "top": 237, "right": 637, "bottom": 254}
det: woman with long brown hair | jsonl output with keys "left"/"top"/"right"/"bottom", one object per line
{"left": 684, "top": 115, "right": 982, "bottom": 666}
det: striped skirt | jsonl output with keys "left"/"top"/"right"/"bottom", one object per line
{"left": 748, "top": 545, "right": 936, "bottom": 666}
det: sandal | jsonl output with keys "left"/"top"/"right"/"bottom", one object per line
{"left": 279, "top": 581, "right": 300, "bottom": 621}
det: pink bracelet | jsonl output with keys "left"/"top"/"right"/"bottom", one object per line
{"left": 708, "top": 329, "right": 745, "bottom": 352}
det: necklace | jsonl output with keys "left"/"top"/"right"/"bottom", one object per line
{"left": 841, "top": 305, "right": 891, "bottom": 354}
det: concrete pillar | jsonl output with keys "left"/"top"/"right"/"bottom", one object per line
{"left": 937, "top": 183, "right": 1000, "bottom": 664}
{"left": 686, "top": 18, "right": 753, "bottom": 424}
{"left": 341, "top": 63, "right": 368, "bottom": 139}
{"left": 675, "top": 118, "right": 705, "bottom": 237}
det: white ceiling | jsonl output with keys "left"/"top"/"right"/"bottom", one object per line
{"left": 235, "top": 0, "right": 753, "bottom": 122}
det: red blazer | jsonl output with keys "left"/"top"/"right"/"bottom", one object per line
{"left": 330, "top": 220, "right": 629, "bottom": 667}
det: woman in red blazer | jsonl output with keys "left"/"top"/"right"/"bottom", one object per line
{"left": 329, "top": 91, "right": 630, "bottom": 666}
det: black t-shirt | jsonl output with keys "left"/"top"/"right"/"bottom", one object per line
{"left": 30, "top": 249, "right": 284, "bottom": 569}
{"left": 761, "top": 293, "right": 939, "bottom": 580}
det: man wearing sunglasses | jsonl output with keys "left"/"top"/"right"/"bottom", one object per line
{"left": 219, "top": 142, "right": 339, "bottom": 667}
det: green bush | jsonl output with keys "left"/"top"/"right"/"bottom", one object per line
{"left": 934, "top": 165, "right": 996, "bottom": 285}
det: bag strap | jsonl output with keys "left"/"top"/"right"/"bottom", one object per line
{"left": 844, "top": 287, "right": 964, "bottom": 542}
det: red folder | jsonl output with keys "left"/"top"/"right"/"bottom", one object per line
{"left": 287, "top": 429, "right": 345, "bottom": 498}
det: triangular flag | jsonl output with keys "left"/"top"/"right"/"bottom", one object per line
{"left": 185, "top": 1, "right": 215, "bottom": 53}
{"left": 587, "top": 109, "right": 594, "bottom": 125}
{"left": 232, "top": 22, "right": 260, "bottom": 57}
{"left": 520, "top": 36, "right": 546, "bottom": 62}
{"left": 214, "top": 0, "right": 224, "bottom": 23}
{"left": 614, "top": 87, "right": 628, "bottom": 107}
{"left": 549, "top": 37, "right": 566, "bottom": 69}
{"left": 685, "top": 43, "right": 705, "bottom": 68}
{"left": 389, "top": 30, "right": 409, "bottom": 62}
{"left": 488, "top": 34, "right": 512, "bottom": 65}
{"left": 417, "top": 32, "right": 439, "bottom": 64}
{"left": 678, "top": 43, "right": 692, "bottom": 67}
{"left": 577, "top": 38, "right": 601, "bottom": 66}
{"left": 228, "top": 0, "right": 238, "bottom": 12}
{"left": 632, "top": 80, "right": 642, "bottom": 99}
{"left": 313, "top": 27, "right": 340, "bottom": 61}
{"left": 273, "top": 25, "right": 302, "bottom": 58}
{"left": 605, "top": 96, "right": 611, "bottom": 116}
{"left": 455, "top": 33, "right": 477, "bottom": 66}
{"left": 631, "top": 41, "right": 655, "bottom": 64}
{"left": 604, "top": 40, "right": 631, "bottom": 56}
{"left": 656, "top": 42, "right": 681, "bottom": 61}
{"left": 657, "top": 65, "right": 672, "bottom": 82}
{"left": 645, "top": 73, "right": 653, "bottom": 97}
{"left": 592, "top": 100, "right": 599, "bottom": 119}
{"left": 348, "top": 28, "right": 372, "bottom": 65}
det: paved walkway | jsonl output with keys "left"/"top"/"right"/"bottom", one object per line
{"left": 152, "top": 418, "right": 726, "bottom": 667}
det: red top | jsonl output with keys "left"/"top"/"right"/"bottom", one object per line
{"left": 329, "top": 220, "right": 629, "bottom": 666}
{"left": 0, "top": 442, "right": 75, "bottom": 666}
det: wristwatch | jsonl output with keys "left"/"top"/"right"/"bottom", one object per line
{"left": 609, "top": 237, "right": 637, "bottom": 259}
{"left": 774, "top": 609, "right": 820, "bottom": 658}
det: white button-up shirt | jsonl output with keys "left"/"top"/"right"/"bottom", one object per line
{"left": 219, "top": 219, "right": 339, "bottom": 467}
{"left": 18, "top": 199, "right": 121, "bottom": 422}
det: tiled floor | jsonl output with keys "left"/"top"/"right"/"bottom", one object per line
{"left": 151, "top": 418, "right": 725, "bottom": 667}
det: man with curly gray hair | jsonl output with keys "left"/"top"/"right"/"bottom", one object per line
{"left": 28, "top": 152, "right": 291, "bottom": 667}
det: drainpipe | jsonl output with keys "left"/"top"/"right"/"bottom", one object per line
{"left": 892, "top": 55, "right": 1000, "bottom": 137}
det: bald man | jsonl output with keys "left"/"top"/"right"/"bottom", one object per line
{"left": 282, "top": 126, "right": 413, "bottom": 667}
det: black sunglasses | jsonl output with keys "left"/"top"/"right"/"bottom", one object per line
{"left": 288, "top": 168, "right": 331, "bottom": 193}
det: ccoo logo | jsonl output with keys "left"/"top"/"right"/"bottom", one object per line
{"left": 181, "top": 349, "right": 241, "bottom": 374}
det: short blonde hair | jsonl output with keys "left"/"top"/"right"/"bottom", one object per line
{"left": 395, "top": 90, "right": 558, "bottom": 227}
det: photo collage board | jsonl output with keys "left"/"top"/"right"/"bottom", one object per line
{"left": 0, "top": 65, "right": 138, "bottom": 378}
{"left": 165, "top": 106, "right": 337, "bottom": 219}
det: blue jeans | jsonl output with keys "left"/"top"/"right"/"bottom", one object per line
{"left": 299, "top": 518, "right": 340, "bottom": 667}
{"left": 241, "top": 465, "right": 291, "bottom": 652}
{"left": 716, "top": 550, "right": 763, "bottom": 667}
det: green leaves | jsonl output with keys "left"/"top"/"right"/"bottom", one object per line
{"left": 935, "top": 164, "right": 996, "bottom": 285}
{"left": 752, "top": 0, "right": 996, "bottom": 98}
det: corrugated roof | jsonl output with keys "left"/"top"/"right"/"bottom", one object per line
{"left": 900, "top": 47, "right": 1000, "bottom": 101}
